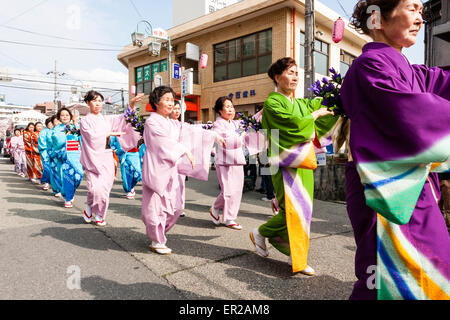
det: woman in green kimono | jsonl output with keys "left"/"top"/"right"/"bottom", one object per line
{"left": 250, "top": 57, "right": 338, "bottom": 275}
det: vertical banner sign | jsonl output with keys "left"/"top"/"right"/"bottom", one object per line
{"left": 173, "top": 63, "right": 180, "bottom": 80}
{"left": 136, "top": 67, "right": 143, "bottom": 83}
{"left": 143, "top": 65, "right": 151, "bottom": 81}
{"left": 181, "top": 69, "right": 193, "bottom": 95}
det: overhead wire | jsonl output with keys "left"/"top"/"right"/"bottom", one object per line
{"left": 0, "top": 39, "right": 122, "bottom": 52}
{"left": 2, "top": 0, "right": 50, "bottom": 25}
{"left": 0, "top": 25, "right": 124, "bottom": 48}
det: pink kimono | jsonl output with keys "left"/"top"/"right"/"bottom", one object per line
{"left": 212, "top": 116, "right": 247, "bottom": 222}
{"left": 10, "top": 135, "right": 27, "bottom": 175}
{"left": 80, "top": 112, "right": 140, "bottom": 219}
{"left": 141, "top": 112, "right": 216, "bottom": 245}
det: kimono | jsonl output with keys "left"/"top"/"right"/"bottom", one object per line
{"left": 10, "top": 135, "right": 27, "bottom": 175}
{"left": 110, "top": 136, "right": 142, "bottom": 194}
{"left": 31, "top": 131, "right": 43, "bottom": 180}
{"left": 141, "top": 112, "right": 216, "bottom": 245}
{"left": 139, "top": 143, "right": 146, "bottom": 168}
{"left": 51, "top": 124, "right": 84, "bottom": 203}
{"left": 80, "top": 112, "right": 140, "bottom": 219}
{"left": 340, "top": 42, "right": 450, "bottom": 300}
{"left": 113, "top": 150, "right": 119, "bottom": 177}
{"left": 23, "top": 131, "right": 35, "bottom": 179}
{"left": 47, "top": 127, "right": 61, "bottom": 195}
{"left": 37, "top": 128, "right": 51, "bottom": 185}
{"left": 259, "top": 92, "right": 338, "bottom": 273}
{"left": 211, "top": 116, "right": 247, "bottom": 222}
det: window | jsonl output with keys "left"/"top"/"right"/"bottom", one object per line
{"left": 135, "top": 59, "right": 167, "bottom": 95}
{"left": 340, "top": 50, "right": 356, "bottom": 77}
{"left": 299, "top": 32, "right": 329, "bottom": 75}
{"left": 299, "top": 32, "right": 305, "bottom": 68}
{"left": 214, "top": 29, "right": 272, "bottom": 82}
{"left": 314, "top": 38, "right": 329, "bottom": 76}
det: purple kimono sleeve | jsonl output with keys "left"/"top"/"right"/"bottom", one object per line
{"left": 344, "top": 56, "right": 450, "bottom": 164}
{"left": 412, "top": 64, "right": 450, "bottom": 100}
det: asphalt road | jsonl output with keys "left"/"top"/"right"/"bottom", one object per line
{"left": 0, "top": 156, "right": 357, "bottom": 300}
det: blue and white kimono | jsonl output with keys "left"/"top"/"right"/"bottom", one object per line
{"left": 51, "top": 124, "right": 84, "bottom": 202}
{"left": 139, "top": 143, "right": 146, "bottom": 169}
{"left": 47, "top": 126, "right": 62, "bottom": 195}
{"left": 38, "top": 127, "right": 51, "bottom": 185}
{"left": 110, "top": 136, "right": 142, "bottom": 193}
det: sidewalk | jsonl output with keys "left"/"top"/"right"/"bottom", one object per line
{"left": 0, "top": 157, "right": 357, "bottom": 300}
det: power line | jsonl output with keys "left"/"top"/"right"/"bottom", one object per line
{"left": 0, "top": 25, "right": 124, "bottom": 48}
{"left": 129, "top": 0, "right": 144, "bottom": 18}
{"left": 0, "top": 83, "right": 75, "bottom": 93}
{"left": 8, "top": 76, "right": 128, "bottom": 92}
{"left": 2, "top": 0, "right": 50, "bottom": 25}
{"left": 336, "top": 0, "right": 351, "bottom": 19}
{"left": 3, "top": 72, "right": 128, "bottom": 85}
{"left": 0, "top": 50, "right": 34, "bottom": 70}
{"left": 0, "top": 39, "right": 122, "bottom": 52}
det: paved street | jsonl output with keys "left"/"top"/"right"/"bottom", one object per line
{"left": 0, "top": 156, "right": 357, "bottom": 300}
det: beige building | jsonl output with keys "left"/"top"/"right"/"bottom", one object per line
{"left": 118, "top": 0, "right": 370, "bottom": 122}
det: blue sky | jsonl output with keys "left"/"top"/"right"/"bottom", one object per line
{"left": 0, "top": 0, "right": 424, "bottom": 106}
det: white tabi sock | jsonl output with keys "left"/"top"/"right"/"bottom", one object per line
{"left": 85, "top": 204, "right": 92, "bottom": 216}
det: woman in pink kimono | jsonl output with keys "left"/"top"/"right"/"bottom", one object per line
{"left": 10, "top": 128, "right": 27, "bottom": 177}
{"left": 210, "top": 97, "right": 246, "bottom": 230}
{"left": 80, "top": 90, "right": 142, "bottom": 226}
{"left": 141, "top": 86, "right": 224, "bottom": 255}
{"left": 169, "top": 100, "right": 187, "bottom": 217}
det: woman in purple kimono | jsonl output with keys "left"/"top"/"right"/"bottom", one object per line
{"left": 80, "top": 90, "right": 142, "bottom": 226}
{"left": 340, "top": 0, "right": 450, "bottom": 300}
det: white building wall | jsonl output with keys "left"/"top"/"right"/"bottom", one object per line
{"left": 173, "top": 0, "right": 240, "bottom": 26}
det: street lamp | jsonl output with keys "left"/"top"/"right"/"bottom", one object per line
{"left": 131, "top": 20, "right": 173, "bottom": 87}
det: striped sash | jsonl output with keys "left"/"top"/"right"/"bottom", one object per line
{"left": 66, "top": 141, "right": 80, "bottom": 152}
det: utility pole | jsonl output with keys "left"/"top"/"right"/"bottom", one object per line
{"left": 304, "top": 0, "right": 315, "bottom": 98}
{"left": 47, "top": 60, "right": 66, "bottom": 113}
{"left": 121, "top": 88, "right": 125, "bottom": 112}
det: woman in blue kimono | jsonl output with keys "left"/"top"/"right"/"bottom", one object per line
{"left": 110, "top": 136, "right": 142, "bottom": 199}
{"left": 38, "top": 116, "right": 54, "bottom": 191}
{"left": 51, "top": 107, "right": 83, "bottom": 208}
{"left": 48, "top": 116, "right": 62, "bottom": 197}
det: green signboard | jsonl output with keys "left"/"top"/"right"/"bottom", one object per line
{"left": 152, "top": 62, "right": 160, "bottom": 77}
{"left": 160, "top": 60, "right": 168, "bottom": 72}
{"left": 143, "top": 65, "right": 151, "bottom": 81}
{"left": 136, "top": 67, "right": 143, "bottom": 83}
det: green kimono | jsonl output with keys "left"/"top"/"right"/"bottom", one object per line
{"left": 259, "top": 92, "right": 338, "bottom": 272}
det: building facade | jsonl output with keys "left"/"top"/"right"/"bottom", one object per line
{"left": 0, "top": 102, "right": 33, "bottom": 122}
{"left": 118, "top": 0, "right": 370, "bottom": 122}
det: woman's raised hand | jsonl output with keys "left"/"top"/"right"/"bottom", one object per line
{"left": 129, "top": 93, "right": 145, "bottom": 110}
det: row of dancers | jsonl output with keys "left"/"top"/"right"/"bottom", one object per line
{"left": 8, "top": 88, "right": 271, "bottom": 257}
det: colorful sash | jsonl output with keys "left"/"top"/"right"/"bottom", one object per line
{"left": 357, "top": 135, "right": 450, "bottom": 225}
{"left": 377, "top": 175, "right": 450, "bottom": 300}
{"left": 269, "top": 140, "right": 317, "bottom": 171}
{"left": 282, "top": 167, "right": 313, "bottom": 272}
